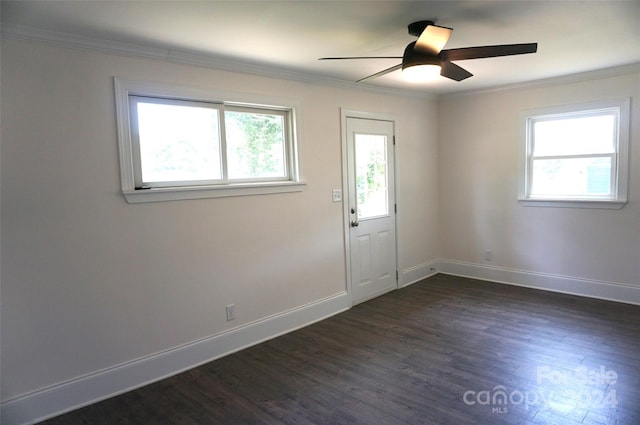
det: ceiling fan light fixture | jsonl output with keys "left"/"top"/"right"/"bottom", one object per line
{"left": 401, "top": 41, "right": 441, "bottom": 82}
{"left": 402, "top": 63, "right": 441, "bottom": 82}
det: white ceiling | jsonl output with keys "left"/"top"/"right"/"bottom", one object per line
{"left": 2, "top": 0, "right": 639, "bottom": 95}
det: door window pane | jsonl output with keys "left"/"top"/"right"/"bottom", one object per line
{"left": 355, "top": 134, "right": 388, "bottom": 218}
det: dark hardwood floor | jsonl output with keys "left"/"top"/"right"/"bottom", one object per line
{"left": 40, "top": 275, "right": 640, "bottom": 424}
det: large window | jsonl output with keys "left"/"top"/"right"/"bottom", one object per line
{"left": 520, "top": 98, "right": 630, "bottom": 209}
{"left": 115, "top": 79, "right": 303, "bottom": 203}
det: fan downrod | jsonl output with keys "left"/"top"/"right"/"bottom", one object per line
{"left": 407, "top": 20, "right": 434, "bottom": 37}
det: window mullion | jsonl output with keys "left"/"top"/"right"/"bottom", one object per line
{"left": 531, "top": 153, "right": 616, "bottom": 161}
{"left": 219, "top": 105, "right": 229, "bottom": 183}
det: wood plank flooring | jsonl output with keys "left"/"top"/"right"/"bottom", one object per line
{"left": 40, "top": 275, "right": 640, "bottom": 424}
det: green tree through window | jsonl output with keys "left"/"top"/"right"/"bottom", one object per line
{"left": 226, "top": 111, "right": 286, "bottom": 179}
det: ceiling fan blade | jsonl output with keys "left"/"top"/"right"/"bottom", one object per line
{"left": 356, "top": 63, "right": 402, "bottom": 82}
{"left": 441, "top": 43, "right": 538, "bottom": 61}
{"left": 319, "top": 56, "right": 402, "bottom": 60}
{"left": 415, "top": 24, "right": 453, "bottom": 55}
{"left": 440, "top": 61, "right": 473, "bottom": 81}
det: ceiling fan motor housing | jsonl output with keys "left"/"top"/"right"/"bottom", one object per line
{"left": 407, "top": 20, "right": 434, "bottom": 37}
{"left": 402, "top": 41, "right": 440, "bottom": 70}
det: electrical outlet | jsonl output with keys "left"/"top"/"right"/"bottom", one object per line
{"left": 332, "top": 189, "right": 342, "bottom": 202}
{"left": 226, "top": 304, "right": 236, "bottom": 321}
{"left": 484, "top": 250, "right": 493, "bottom": 261}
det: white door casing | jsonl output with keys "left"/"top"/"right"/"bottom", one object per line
{"left": 343, "top": 114, "right": 397, "bottom": 304}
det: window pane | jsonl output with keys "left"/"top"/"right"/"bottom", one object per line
{"left": 531, "top": 157, "right": 612, "bottom": 197}
{"left": 225, "top": 111, "right": 286, "bottom": 179}
{"left": 137, "top": 102, "right": 221, "bottom": 182}
{"left": 533, "top": 114, "right": 616, "bottom": 156}
{"left": 355, "top": 134, "right": 388, "bottom": 219}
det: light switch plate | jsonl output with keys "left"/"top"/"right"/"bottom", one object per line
{"left": 332, "top": 189, "right": 342, "bottom": 202}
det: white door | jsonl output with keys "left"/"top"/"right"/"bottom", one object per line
{"left": 345, "top": 116, "right": 397, "bottom": 304}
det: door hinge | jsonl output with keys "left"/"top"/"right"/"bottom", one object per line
{"left": 394, "top": 203, "right": 397, "bottom": 214}
{"left": 396, "top": 270, "right": 399, "bottom": 281}
{"left": 393, "top": 135, "right": 396, "bottom": 146}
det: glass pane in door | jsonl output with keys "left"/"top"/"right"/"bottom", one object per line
{"left": 355, "top": 133, "right": 388, "bottom": 219}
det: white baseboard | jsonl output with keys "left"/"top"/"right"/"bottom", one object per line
{"left": 400, "top": 260, "right": 439, "bottom": 288}
{"left": 437, "top": 259, "right": 640, "bottom": 306}
{"left": 1, "top": 292, "right": 350, "bottom": 425}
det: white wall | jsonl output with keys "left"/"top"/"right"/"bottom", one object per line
{"left": 438, "top": 71, "right": 640, "bottom": 290}
{"left": 0, "top": 37, "right": 440, "bottom": 414}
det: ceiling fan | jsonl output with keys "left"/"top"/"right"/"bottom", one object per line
{"left": 320, "top": 20, "right": 538, "bottom": 83}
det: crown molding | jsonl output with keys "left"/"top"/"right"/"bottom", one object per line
{"left": 1, "top": 23, "right": 170, "bottom": 59}
{"left": 441, "top": 62, "right": 640, "bottom": 99}
{"left": 1, "top": 23, "right": 438, "bottom": 101}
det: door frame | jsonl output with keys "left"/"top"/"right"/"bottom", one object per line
{"left": 340, "top": 109, "right": 399, "bottom": 305}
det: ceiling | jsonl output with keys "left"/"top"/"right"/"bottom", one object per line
{"left": 2, "top": 1, "right": 639, "bottom": 95}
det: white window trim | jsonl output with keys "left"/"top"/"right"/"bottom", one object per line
{"left": 114, "top": 78, "right": 305, "bottom": 203}
{"left": 518, "top": 98, "right": 630, "bottom": 209}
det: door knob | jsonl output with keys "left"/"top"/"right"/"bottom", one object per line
{"left": 351, "top": 220, "right": 359, "bottom": 227}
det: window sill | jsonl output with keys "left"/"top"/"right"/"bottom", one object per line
{"left": 518, "top": 198, "right": 627, "bottom": 209}
{"left": 123, "top": 181, "right": 306, "bottom": 204}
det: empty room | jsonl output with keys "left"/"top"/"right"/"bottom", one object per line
{"left": 1, "top": 1, "right": 639, "bottom": 424}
